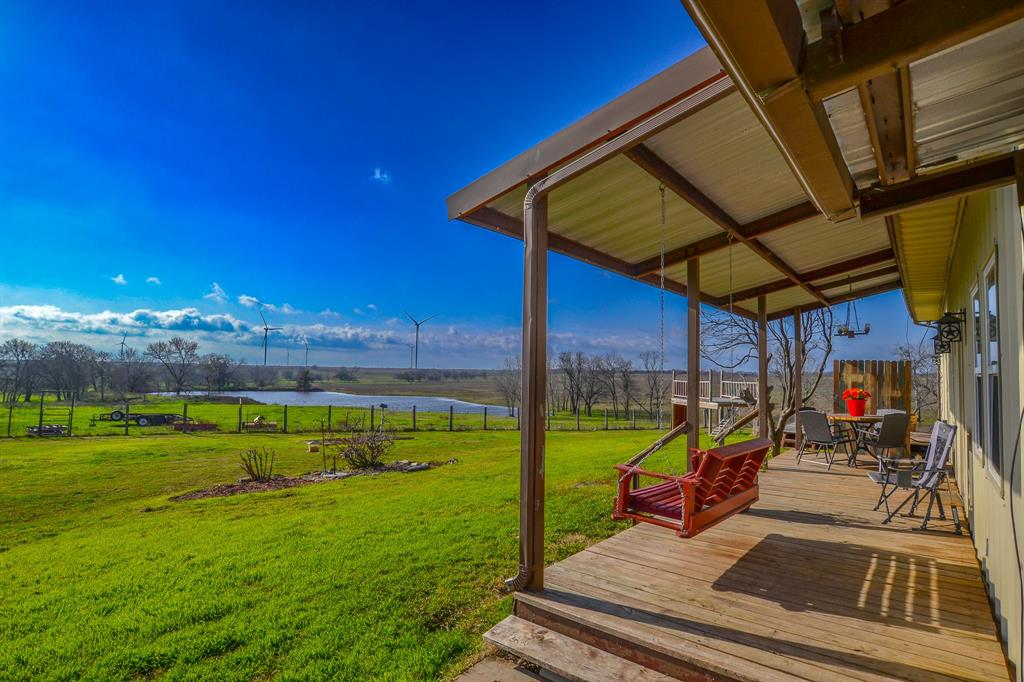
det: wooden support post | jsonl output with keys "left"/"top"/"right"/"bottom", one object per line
{"left": 510, "top": 191, "right": 547, "bottom": 593}
{"left": 412, "top": 405, "right": 417, "bottom": 431}
{"left": 793, "top": 307, "right": 803, "bottom": 450}
{"left": 283, "top": 404, "right": 288, "bottom": 434}
{"left": 757, "top": 295, "right": 769, "bottom": 439}
{"left": 449, "top": 405, "right": 454, "bottom": 432}
{"left": 483, "top": 406, "right": 488, "bottom": 430}
{"left": 687, "top": 260, "right": 700, "bottom": 456}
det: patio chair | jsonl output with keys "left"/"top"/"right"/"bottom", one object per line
{"left": 796, "top": 410, "right": 855, "bottom": 470}
{"left": 855, "top": 411, "right": 910, "bottom": 468}
{"left": 868, "top": 420, "right": 959, "bottom": 533}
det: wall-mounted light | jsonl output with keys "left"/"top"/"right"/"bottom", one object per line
{"left": 933, "top": 335, "right": 952, "bottom": 355}
{"left": 936, "top": 310, "right": 965, "bottom": 344}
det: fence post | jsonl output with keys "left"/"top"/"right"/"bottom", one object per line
{"left": 283, "top": 405, "right": 289, "bottom": 433}
{"left": 124, "top": 399, "right": 130, "bottom": 436}
{"left": 448, "top": 405, "right": 454, "bottom": 432}
{"left": 546, "top": 410, "right": 550, "bottom": 431}
{"left": 576, "top": 410, "right": 580, "bottom": 431}
{"left": 517, "top": 410, "right": 521, "bottom": 431}
{"left": 68, "top": 393, "right": 76, "bottom": 436}
{"left": 412, "top": 405, "right": 417, "bottom": 432}
{"left": 604, "top": 408, "right": 609, "bottom": 430}
{"left": 7, "top": 401, "right": 13, "bottom": 437}
{"left": 327, "top": 404, "right": 332, "bottom": 429}
{"left": 237, "top": 399, "right": 243, "bottom": 433}
{"left": 370, "top": 405, "right": 375, "bottom": 430}
{"left": 37, "top": 392, "right": 44, "bottom": 435}
{"left": 632, "top": 409, "right": 636, "bottom": 430}
{"left": 182, "top": 403, "right": 189, "bottom": 433}
{"left": 483, "top": 406, "right": 487, "bottom": 431}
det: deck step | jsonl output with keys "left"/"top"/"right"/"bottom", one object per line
{"left": 484, "top": 615, "right": 676, "bottom": 682}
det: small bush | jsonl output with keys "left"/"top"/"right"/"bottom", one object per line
{"left": 239, "top": 447, "right": 275, "bottom": 481}
{"left": 340, "top": 429, "right": 396, "bottom": 469}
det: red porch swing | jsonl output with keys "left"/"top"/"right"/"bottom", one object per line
{"left": 612, "top": 185, "right": 771, "bottom": 538}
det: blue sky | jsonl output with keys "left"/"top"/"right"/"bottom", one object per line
{"left": 0, "top": 1, "right": 920, "bottom": 368}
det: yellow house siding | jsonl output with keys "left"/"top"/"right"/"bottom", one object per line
{"left": 941, "top": 184, "right": 1024, "bottom": 679}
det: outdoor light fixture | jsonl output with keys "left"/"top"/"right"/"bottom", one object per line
{"left": 933, "top": 335, "right": 952, "bottom": 355}
{"left": 936, "top": 310, "right": 965, "bottom": 344}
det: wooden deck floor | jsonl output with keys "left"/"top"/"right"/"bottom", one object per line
{"left": 505, "top": 450, "right": 1010, "bottom": 682}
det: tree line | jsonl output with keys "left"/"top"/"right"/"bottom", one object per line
{"left": 0, "top": 336, "right": 339, "bottom": 403}
{"left": 494, "top": 350, "right": 670, "bottom": 419}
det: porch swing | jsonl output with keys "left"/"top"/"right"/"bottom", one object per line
{"left": 611, "top": 185, "right": 772, "bottom": 538}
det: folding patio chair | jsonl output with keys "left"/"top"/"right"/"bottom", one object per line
{"left": 856, "top": 411, "right": 910, "bottom": 469}
{"left": 796, "top": 410, "right": 855, "bottom": 470}
{"left": 868, "top": 420, "right": 959, "bottom": 533}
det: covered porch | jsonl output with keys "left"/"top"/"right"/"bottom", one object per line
{"left": 490, "top": 450, "right": 1007, "bottom": 681}
{"left": 449, "top": 1, "right": 1024, "bottom": 679}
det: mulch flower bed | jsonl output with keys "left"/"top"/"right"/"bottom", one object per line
{"left": 170, "top": 458, "right": 456, "bottom": 502}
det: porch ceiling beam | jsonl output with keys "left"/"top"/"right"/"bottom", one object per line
{"left": 858, "top": 153, "right": 1019, "bottom": 218}
{"left": 681, "top": 0, "right": 857, "bottom": 221}
{"left": 768, "top": 280, "right": 903, "bottom": 321}
{"left": 858, "top": 69, "right": 913, "bottom": 184}
{"left": 803, "top": 0, "right": 1024, "bottom": 101}
{"left": 632, "top": 201, "right": 818, "bottom": 277}
{"left": 728, "top": 253, "right": 897, "bottom": 303}
{"left": 465, "top": 206, "right": 758, "bottom": 319}
{"left": 625, "top": 144, "right": 830, "bottom": 305}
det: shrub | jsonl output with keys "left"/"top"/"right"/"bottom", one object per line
{"left": 239, "top": 447, "right": 276, "bottom": 481}
{"left": 340, "top": 428, "right": 395, "bottom": 469}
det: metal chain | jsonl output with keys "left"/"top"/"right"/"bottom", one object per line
{"left": 659, "top": 184, "right": 666, "bottom": 377}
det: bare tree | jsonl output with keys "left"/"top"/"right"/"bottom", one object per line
{"left": 37, "top": 341, "right": 94, "bottom": 399}
{"left": 896, "top": 331, "right": 940, "bottom": 422}
{"left": 495, "top": 355, "right": 521, "bottom": 416}
{"left": 617, "top": 357, "right": 636, "bottom": 417}
{"left": 0, "top": 339, "right": 37, "bottom": 403}
{"left": 558, "top": 351, "right": 585, "bottom": 415}
{"left": 92, "top": 351, "right": 112, "bottom": 401}
{"left": 639, "top": 350, "right": 666, "bottom": 419}
{"left": 200, "top": 353, "right": 238, "bottom": 392}
{"left": 145, "top": 337, "right": 199, "bottom": 394}
{"left": 112, "top": 346, "right": 152, "bottom": 397}
{"left": 700, "top": 307, "right": 834, "bottom": 455}
{"left": 595, "top": 353, "right": 632, "bottom": 418}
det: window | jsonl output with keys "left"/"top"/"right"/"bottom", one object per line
{"left": 971, "top": 286, "right": 984, "bottom": 458}
{"left": 983, "top": 257, "right": 1001, "bottom": 478}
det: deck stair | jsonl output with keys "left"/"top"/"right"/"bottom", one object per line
{"left": 710, "top": 414, "right": 734, "bottom": 443}
{"left": 484, "top": 615, "right": 676, "bottom": 682}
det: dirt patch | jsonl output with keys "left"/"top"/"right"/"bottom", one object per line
{"left": 169, "top": 458, "right": 457, "bottom": 501}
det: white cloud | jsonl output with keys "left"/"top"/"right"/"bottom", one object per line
{"left": 145, "top": 276, "right": 162, "bottom": 285}
{"left": 238, "top": 294, "right": 260, "bottom": 308}
{"left": 353, "top": 307, "right": 364, "bottom": 316}
{"left": 371, "top": 167, "right": 391, "bottom": 185}
{"left": 367, "top": 303, "right": 378, "bottom": 311}
{"left": 238, "top": 295, "right": 298, "bottom": 314}
{"left": 203, "top": 282, "right": 228, "bottom": 303}
{"left": 111, "top": 274, "right": 127, "bottom": 285}
{"left": 279, "top": 303, "right": 299, "bottom": 315}
{"left": 320, "top": 308, "right": 341, "bottom": 318}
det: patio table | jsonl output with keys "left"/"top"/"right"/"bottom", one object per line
{"left": 827, "top": 413, "right": 882, "bottom": 458}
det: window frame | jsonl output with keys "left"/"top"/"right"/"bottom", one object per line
{"left": 970, "top": 283, "right": 984, "bottom": 462}
{"left": 981, "top": 252, "right": 1002, "bottom": 484}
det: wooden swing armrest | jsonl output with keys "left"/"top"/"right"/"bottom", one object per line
{"left": 613, "top": 465, "right": 696, "bottom": 518}
{"left": 613, "top": 464, "right": 694, "bottom": 483}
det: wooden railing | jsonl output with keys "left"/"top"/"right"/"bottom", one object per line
{"left": 720, "top": 380, "right": 758, "bottom": 399}
{"left": 673, "top": 379, "right": 711, "bottom": 399}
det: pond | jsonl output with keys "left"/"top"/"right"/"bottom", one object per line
{"left": 161, "top": 390, "right": 504, "bottom": 415}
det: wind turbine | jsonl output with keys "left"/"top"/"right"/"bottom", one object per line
{"left": 404, "top": 311, "right": 435, "bottom": 370}
{"left": 259, "top": 309, "right": 283, "bottom": 366}
{"left": 119, "top": 333, "right": 128, "bottom": 361}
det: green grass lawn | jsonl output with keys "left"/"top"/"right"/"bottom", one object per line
{"left": 0, "top": 428, "right": 736, "bottom": 680}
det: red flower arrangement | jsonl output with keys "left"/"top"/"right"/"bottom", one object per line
{"left": 842, "top": 387, "right": 870, "bottom": 416}
{"left": 842, "top": 388, "right": 871, "bottom": 400}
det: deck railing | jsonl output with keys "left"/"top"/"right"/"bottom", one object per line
{"left": 672, "top": 377, "right": 758, "bottom": 400}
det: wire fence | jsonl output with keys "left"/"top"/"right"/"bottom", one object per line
{"left": 3, "top": 395, "right": 673, "bottom": 438}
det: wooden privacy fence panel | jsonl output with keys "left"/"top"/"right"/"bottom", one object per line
{"left": 833, "top": 359, "right": 912, "bottom": 413}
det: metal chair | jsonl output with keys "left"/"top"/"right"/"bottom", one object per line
{"left": 868, "top": 420, "right": 959, "bottom": 533}
{"left": 796, "top": 410, "right": 855, "bottom": 470}
{"left": 856, "top": 411, "right": 910, "bottom": 468}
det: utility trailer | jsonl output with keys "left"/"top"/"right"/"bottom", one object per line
{"left": 93, "top": 410, "right": 193, "bottom": 427}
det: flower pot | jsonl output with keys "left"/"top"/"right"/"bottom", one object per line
{"left": 845, "top": 398, "right": 866, "bottom": 417}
